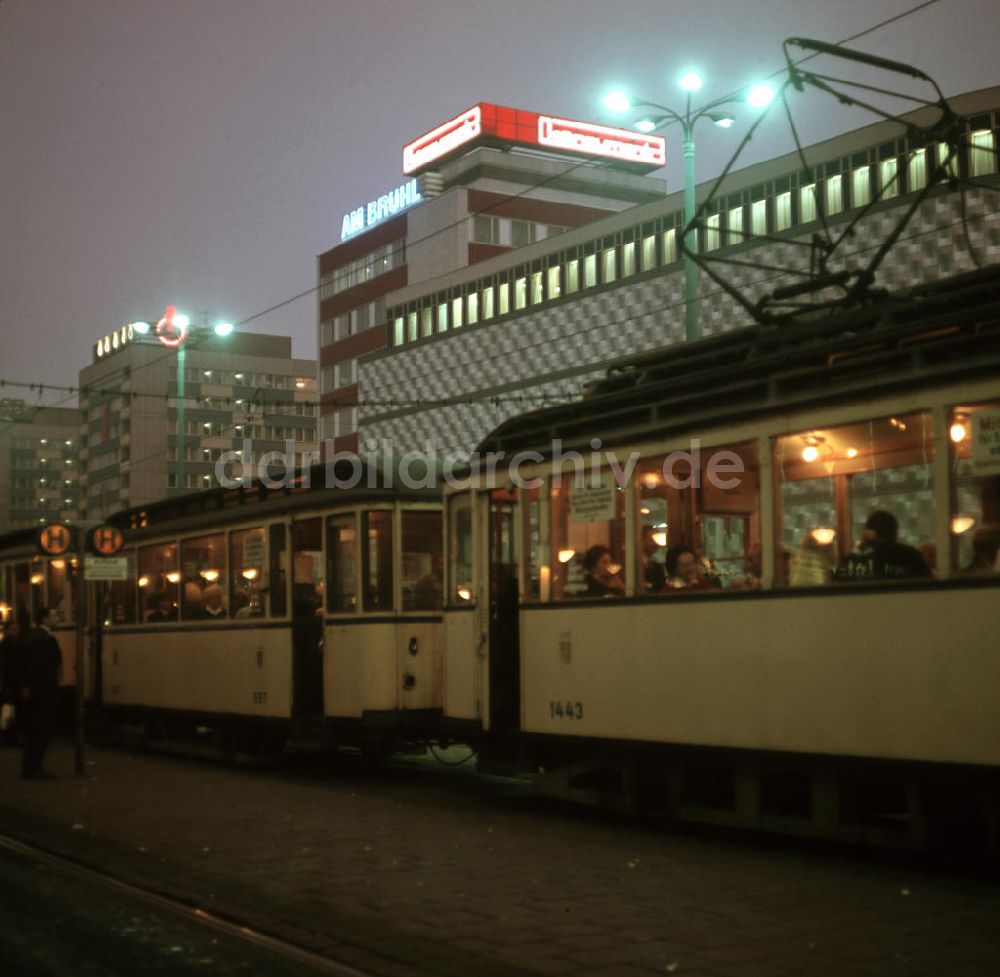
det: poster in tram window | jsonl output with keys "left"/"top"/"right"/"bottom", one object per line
{"left": 972, "top": 411, "right": 1000, "bottom": 476}
{"left": 569, "top": 479, "right": 615, "bottom": 523}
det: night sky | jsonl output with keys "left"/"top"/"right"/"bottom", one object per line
{"left": 2, "top": 0, "right": 998, "bottom": 401}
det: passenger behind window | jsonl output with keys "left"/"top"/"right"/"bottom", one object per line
{"left": 962, "top": 524, "right": 1000, "bottom": 575}
{"left": 202, "top": 584, "right": 227, "bottom": 619}
{"left": 146, "top": 592, "right": 177, "bottom": 623}
{"left": 583, "top": 545, "right": 625, "bottom": 597}
{"left": 641, "top": 528, "right": 667, "bottom": 593}
{"left": 664, "top": 546, "right": 717, "bottom": 592}
{"left": 729, "top": 544, "right": 762, "bottom": 590}
{"left": 836, "top": 509, "right": 931, "bottom": 581}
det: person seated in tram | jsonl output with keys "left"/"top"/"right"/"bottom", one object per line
{"left": 146, "top": 592, "right": 177, "bottom": 623}
{"left": 835, "top": 509, "right": 931, "bottom": 581}
{"left": 962, "top": 524, "right": 1000, "bottom": 575}
{"left": 583, "top": 545, "right": 625, "bottom": 597}
{"left": 729, "top": 544, "right": 762, "bottom": 590}
{"left": 182, "top": 582, "right": 207, "bottom": 619}
{"left": 664, "top": 545, "right": 717, "bottom": 591}
{"left": 202, "top": 584, "right": 227, "bottom": 619}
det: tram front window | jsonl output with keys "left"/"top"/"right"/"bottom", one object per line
{"left": 180, "top": 533, "right": 226, "bottom": 619}
{"left": 229, "top": 527, "right": 265, "bottom": 617}
{"left": 402, "top": 511, "right": 443, "bottom": 611}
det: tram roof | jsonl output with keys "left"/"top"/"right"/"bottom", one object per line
{"left": 478, "top": 265, "right": 1000, "bottom": 456}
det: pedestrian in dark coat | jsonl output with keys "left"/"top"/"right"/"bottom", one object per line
{"left": 0, "top": 618, "right": 23, "bottom": 746}
{"left": 18, "top": 607, "right": 62, "bottom": 778}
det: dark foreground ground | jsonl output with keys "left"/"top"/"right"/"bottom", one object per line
{"left": 1, "top": 741, "right": 999, "bottom": 977}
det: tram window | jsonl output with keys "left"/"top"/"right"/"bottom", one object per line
{"left": 950, "top": 400, "right": 1000, "bottom": 575}
{"left": 551, "top": 474, "right": 626, "bottom": 599}
{"left": 138, "top": 543, "right": 179, "bottom": 622}
{"left": 109, "top": 551, "right": 137, "bottom": 624}
{"left": 402, "top": 511, "right": 443, "bottom": 611}
{"left": 325, "top": 515, "right": 357, "bottom": 612}
{"left": 448, "top": 495, "right": 473, "bottom": 604}
{"left": 180, "top": 533, "right": 226, "bottom": 620}
{"left": 635, "top": 443, "right": 758, "bottom": 592}
{"left": 46, "top": 558, "right": 72, "bottom": 624}
{"left": 292, "top": 518, "right": 322, "bottom": 618}
{"left": 229, "top": 528, "right": 265, "bottom": 617}
{"left": 269, "top": 524, "right": 287, "bottom": 617}
{"left": 521, "top": 484, "right": 542, "bottom": 601}
{"left": 362, "top": 511, "right": 393, "bottom": 611}
{"left": 775, "top": 411, "right": 934, "bottom": 585}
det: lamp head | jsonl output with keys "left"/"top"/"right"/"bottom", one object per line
{"left": 634, "top": 115, "right": 664, "bottom": 133}
{"left": 603, "top": 90, "right": 632, "bottom": 112}
{"left": 709, "top": 112, "right": 735, "bottom": 128}
{"left": 746, "top": 82, "right": 775, "bottom": 108}
{"left": 678, "top": 71, "right": 703, "bottom": 93}
{"left": 214, "top": 322, "right": 234, "bottom": 337}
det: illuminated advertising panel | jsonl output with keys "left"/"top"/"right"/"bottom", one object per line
{"left": 402, "top": 103, "right": 665, "bottom": 175}
{"left": 341, "top": 178, "right": 423, "bottom": 240}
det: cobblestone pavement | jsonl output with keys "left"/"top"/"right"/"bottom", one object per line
{"left": 1, "top": 742, "right": 999, "bottom": 977}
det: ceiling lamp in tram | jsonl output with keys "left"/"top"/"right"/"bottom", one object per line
{"left": 810, "top": 527, "right": 837, "bottom": 546}
{"left": 557, "top": 548, "right": 576, "bottom": 563}
{"left": 950, "top": 420, "right": 968, "bottom": 444}
{"left": 951, "top": 514, "right": 977, "bottom": 535}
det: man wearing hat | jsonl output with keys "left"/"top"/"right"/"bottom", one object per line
{"left": 836, "top": 509, "right": 931, "bottom": 581}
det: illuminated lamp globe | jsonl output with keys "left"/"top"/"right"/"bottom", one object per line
{"left": 214, "top": 322, "right": 234, "bottom": 337}
{"left": 678, "top": 71, "right": 703, "bottom": 93}
{"left": 802, "top": 445, "right": 819, "bottom": 463}
{"left": 131, "top": 321, "right": 151, "bottom": 335}
{"left": 557, "top": 548, "right": 576, "bottom": 564}
{"left": 603, "top": 91, "right": 632, "bottom": 112}
{"left": 747, "top": 83, "right": 775, "bottom": 108}
{"left": 950, "top": 422, "right": 968, "bottom": 444}
{"left": 951, "top": 515, "right": 977, "bottom": 535}
{"left": 811, "top": 528, "right": 836, "bottom": 546}
{"left": 635, "top": 117, "right": 659, "bottom": 133}
{"left": 457, "top": 586, "right": 472, "bottom": 602}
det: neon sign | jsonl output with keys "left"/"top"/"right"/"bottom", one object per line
{"left": 94, "top": 322, "right": 135, "bottom": 360}
{"left": 403, "top": 106, "right": 482, "bottom": 176}
{"left": 402, "top": 103, "right": 665, "bottom": 176}
{"left": 538, "top": 116, "right": 665, "bottom": 168}
{"left": 341, "top": 179, "right": 423, "bottom": 241}
{"left": 155, "top": 306, "right": 189, "bottom": 348}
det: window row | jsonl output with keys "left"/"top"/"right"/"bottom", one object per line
{"left": 471, "top": 216, "right": 569, "bottom": 247}
{"left": 319, "top": 240, "right": 406, "bottom": 300}
{"left": 449, "top": 400, "right": 1000, "bottom": 603}
{"left": 319, "top": 297, "right": 387, "bottom": 347}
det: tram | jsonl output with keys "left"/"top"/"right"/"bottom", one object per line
{"left": 1, "top": 462, "right": 444, "bottom": 755}
{"left": 441, "top": 265, "right": 1000, "bottom": 853}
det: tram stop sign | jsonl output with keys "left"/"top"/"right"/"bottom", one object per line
{"left": 38, "top": 523, "right": 73, "bottom": 557}
{"left": 89, "top": 524, "right": 124, "bottom": 557}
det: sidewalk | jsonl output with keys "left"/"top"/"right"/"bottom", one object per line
{"left": 2, "top": 742, "right": 999, "bottom": 977}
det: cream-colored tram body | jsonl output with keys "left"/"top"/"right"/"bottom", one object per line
{"left": 442, "top": 268, "right": 1000, "bottom": 854}
{"left": 97, "top": 469, "right": 444, "bottom": 754}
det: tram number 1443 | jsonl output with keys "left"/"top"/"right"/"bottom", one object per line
{"left": 549, "top": 701, "right": 584, "bottom": 720}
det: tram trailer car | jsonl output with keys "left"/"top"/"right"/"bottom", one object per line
{"left": 25, "top": 463, "right": 446, "bottom": 756}
{"left": 441, "top": 266, "right": 1000, "bottom": 856}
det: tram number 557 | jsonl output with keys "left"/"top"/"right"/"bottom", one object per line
{"left": 549, "top": 700, "right": 584, "bottom": 720}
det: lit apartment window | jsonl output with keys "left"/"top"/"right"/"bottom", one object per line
{"left": 602, "top": 247, "right": 617, "bottom": 283}
{"left": 514, "top": 276, "right": 527, "bottom": 310}
{"left": 705, "top": 214, "right": 721, "bottom": 252}
{"left": 437, "top": 302, "right": 448, "bottom": 332}
{"left": 852, "top": 165, "right": 871, "bottom": 207}
{"left": 531, "top": 271, "right": 543, "bottom": 305}
{"left": 407, "top": 311, "right": 418, "bottom": 343}
{"left": 565, "top": 259, "right": 580, "bottom": 293}
{"left": 498, "top": 283, "right": 510, "bottom": 315}
{"left": 393, "top": 316, "right": 405, "bottom": 345}
{"left": 879, "top": 158, "right": 899, "bottom": 199}
{"left": 482, "top": 286, "right": 495, "bottom": 320}
{"left": 421, "top": 307, "right": 433, "bottom": 338}
{"left": 641, "top": 235, "right": 656, "bottom": 271}
{"left": 583, "top": 253, "right": 597, "bottom": 288}
{"left": 728, "top": 205, "right": 745, "bottom": 243}
{"left": 775, "top": 192, "right": 792, "bottom": 231}
{"left": 800, "top": 184, "right": 817, "bottom": 223}
{"left": 971, "top": 129, "right": 997, "bottom": 176}
{"left": 662, "top": 227, "right": 677, "bottom": 263}
{"left": 622, "top": 241, "right": 636, "bottom": 277}
{"left": 452, "top": 296, "right": 464, "bottom": 328}
{"left": 468, "top": 291, "right": 479, "bottom": 324}
{"left": 908, "top": 148, "right": 927, "bottom": 190}
{"left": 547, "top": 266, "right": 561, "bottom": 300}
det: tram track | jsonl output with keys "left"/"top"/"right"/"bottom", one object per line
{"left": 0, "top": 832, "right": 376, "bottom": 977}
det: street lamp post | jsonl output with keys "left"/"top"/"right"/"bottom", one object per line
{"left": 134, "top": 308, "right": 233, "bottom": 496}
{"left": 605, "top": 73, "right": 774, "bottom": 342}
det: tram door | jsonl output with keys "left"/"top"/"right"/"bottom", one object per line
{"left": 291, "top": 519, "right": 324, "bottom": 717}
{"left": 488, "top": 491, "right": 520, "bottom": 732}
